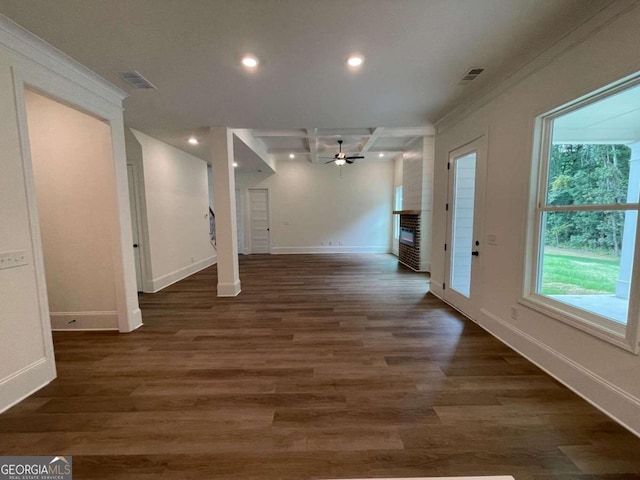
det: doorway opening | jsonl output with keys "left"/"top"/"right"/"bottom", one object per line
{"left": 24, "top": 89, "right": 121, "bottom": 330}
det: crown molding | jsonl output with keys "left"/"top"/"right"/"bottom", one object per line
{"left": 0, "top": 13, "right": 127, "bottom": 106}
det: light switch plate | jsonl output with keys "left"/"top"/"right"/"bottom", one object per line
{"left": 0, "top": 250, "right": 29, "bottom": 270}
{"left": 487, "top": 233, "right": 498, "bottom": 246}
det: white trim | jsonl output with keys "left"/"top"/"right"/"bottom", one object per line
{"left": 540, "top": 203, "right": 640, "bottom": 212}
{"left": 519, "top": 295, "right": 632, "bottom": 351}
{"left": 147, "top": 256, "right": 217, "bottom": 293}
{"left": 434, "top": 0, "right": 640, "bottom": 133}
{"left": 478, "top": 308, "right": 640, "bottom": 438}
{"left": 10, "top": 66, "right": 57, "bottom": 390}
{"left": 217, "top": 279, "right": 241, "bottom": 297}
{"left": 0, "top": 358, "right": 53, "bottom": 414}
{"left": 271, "top": 246, "right": 391, "bottom": 254}
{"left": 50, "top": 311, "right": 119, "bottom": 331}
{"left": 0, "top": 14, "right": 126, "bottom": 105}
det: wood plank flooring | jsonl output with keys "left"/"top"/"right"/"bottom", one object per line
{"left": 2, "top": 254, "right": 640, "bottom": 480}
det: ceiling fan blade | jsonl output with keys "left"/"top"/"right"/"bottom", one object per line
{"left": 345, "top": 156, "right": 364, "bottom": 160}
{"left": 324, "top": 160, "right": 336, "bottom": 164}
{"left": 346, "top": 159, "right": 354, "bottom": 164}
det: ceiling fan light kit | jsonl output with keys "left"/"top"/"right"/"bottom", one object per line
{"left": 323, "top": 140, "right": 365, "bottom": 165}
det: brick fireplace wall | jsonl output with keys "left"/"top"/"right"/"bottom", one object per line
{"left": 399, "top": 214, "right": 421, "bottom": 270}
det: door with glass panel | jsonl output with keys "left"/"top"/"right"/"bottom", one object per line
{"left": 444, "top": 137, "right": 487, "bottom": 319}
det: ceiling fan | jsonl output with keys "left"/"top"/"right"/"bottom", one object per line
{"left": 321, "top": 140, "right": 364, "bottom": 165}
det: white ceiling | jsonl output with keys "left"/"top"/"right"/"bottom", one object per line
{"left": 0, "top": 0, "right": 611, "bottom": 164}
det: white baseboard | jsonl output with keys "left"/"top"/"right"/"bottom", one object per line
{"left": 50, "top": 311, "right": 119, "bottom": 330}
{"left": 0, "top": 357, "right": 55, "bottom": 414}
{"left": 271, "top": 246, "right": 391, "bottom": 254}
{"left": 146, "top": 255, "right": 216, "bottom": 293}
{"left": 217, "top": 279, "right": 241, "bottom": 297}
{"left": 478, "top": 308, "right": 640, "bottom": 438}
{"left": 121, "top": 308, "right": 144, "bottom": 333}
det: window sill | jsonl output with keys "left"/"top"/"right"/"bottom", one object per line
{"left": 518, "top": 294, "right": 638, "bottom": 354}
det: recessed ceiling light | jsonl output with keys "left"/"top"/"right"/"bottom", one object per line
{"left": 289, "top": 154, "right": 295, "bottom": 159}
{"left": 378, "top": 153, "right": 384, "bottom": 157}
{"left": 347, "top": 55, "right": 364, "bottom": 68}
{"left": 188, "top": 137, "right": 199, "bottom": 145}
{"left": 241, "top": 56, "right": 259, "bottom": 68}
{"left": 233, "top": 162, "right": 239, "bottom": 167}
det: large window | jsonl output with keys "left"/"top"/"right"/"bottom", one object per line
{"left": 525, "top": 76, "right": 640, "bottom": 351}
{"left": 394, "top": 186, "right": 403, "bottom": 239}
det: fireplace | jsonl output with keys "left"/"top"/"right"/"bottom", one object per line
{"left": 397, "top": 212, "right": 421, "bottom": 271}
{"left": 399, "top": 227, "right": 415, "bottom": 247}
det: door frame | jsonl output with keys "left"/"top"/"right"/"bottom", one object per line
{"left": 248, "top": 188, "right": 271, "bottom": 254}
{"left": 12, "top": 60, "right": 142, "bottom": 335}
{"left": 443, "top": 134, "right": 488, "bottom": 320}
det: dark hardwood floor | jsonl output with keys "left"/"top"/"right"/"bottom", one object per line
{"left": 2, "top": 254, "right": 640, "bottom": 479}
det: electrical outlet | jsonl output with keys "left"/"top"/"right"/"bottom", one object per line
{"left": 321, "top": 241, "right": 324, "bottom": 246}
{"left": 0, "top": 250, "right": 29, "bottom": 270}
{"left": 191, "top": 256, "right": 195, "bottom": 263}
{"left": 329, "top": 241, "right": 332, "bottom": 246}
{"left": 511, "top": 305, "right": 518, "bottom": 320}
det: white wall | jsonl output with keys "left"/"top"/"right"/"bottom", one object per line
{"left": 431, "top": 3, "right": 640, "bottom": 435}
{"left": 26, "top": 90, "right": 119, "bottom": 329}
{"left": 130, "top": 130, "right": 215, "bottom": 292}
{"left": 236, "top": 159, "right": 393, "bottom": 254}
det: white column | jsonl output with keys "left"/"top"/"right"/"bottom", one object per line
{"left": 616, "top": 142, "right": 640, "bottom": 299}
{"left": 210, "top": 127, "right": 241, "bottom": 297}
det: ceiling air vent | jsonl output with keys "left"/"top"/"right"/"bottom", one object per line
{"left": 118, "top": 71, "right": 157, "bottom": 90}
{"left": 457, "top": 67, "right": 485, "bottom": 86}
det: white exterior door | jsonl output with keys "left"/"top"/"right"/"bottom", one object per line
{"left": 249, "top": 189, "right": 270, "bottom": 254}
{"left": 444, "top": 136, "right": 486, "bottom": 319}
{"left": 126, "top": 164, "right": 143, "bottom": 292}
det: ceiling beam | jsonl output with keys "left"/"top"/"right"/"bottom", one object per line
{"left": 252, "top": 130, "right": 308, "bottom": 138}
{"left": 306, "top": 128, "right": 318, "bottom": 163}
{"left": 359, "top": 127, "right": 384, "bottom": 156}
{"left": 378, "top": 127, "right": 435, "bottom": 137}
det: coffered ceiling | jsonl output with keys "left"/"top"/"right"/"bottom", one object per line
{"left": 0, "top": 0, "right": 612, "bottom": 165}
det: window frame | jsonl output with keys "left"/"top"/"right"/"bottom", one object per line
{"left": 522, "top": 75, "right": 640, "bottom": 353}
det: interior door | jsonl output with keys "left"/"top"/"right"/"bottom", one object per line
{"left": 235, "top": 189, "right": 244, "bottom": 254}
{"left": 249, "top": 188, "right": 270, "bottom": 254}
{"left": 126, "top": 164, "right": 143, "bottom": 292}
{"left": 444, "top": 136, "right": 486, "bottom": 319}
